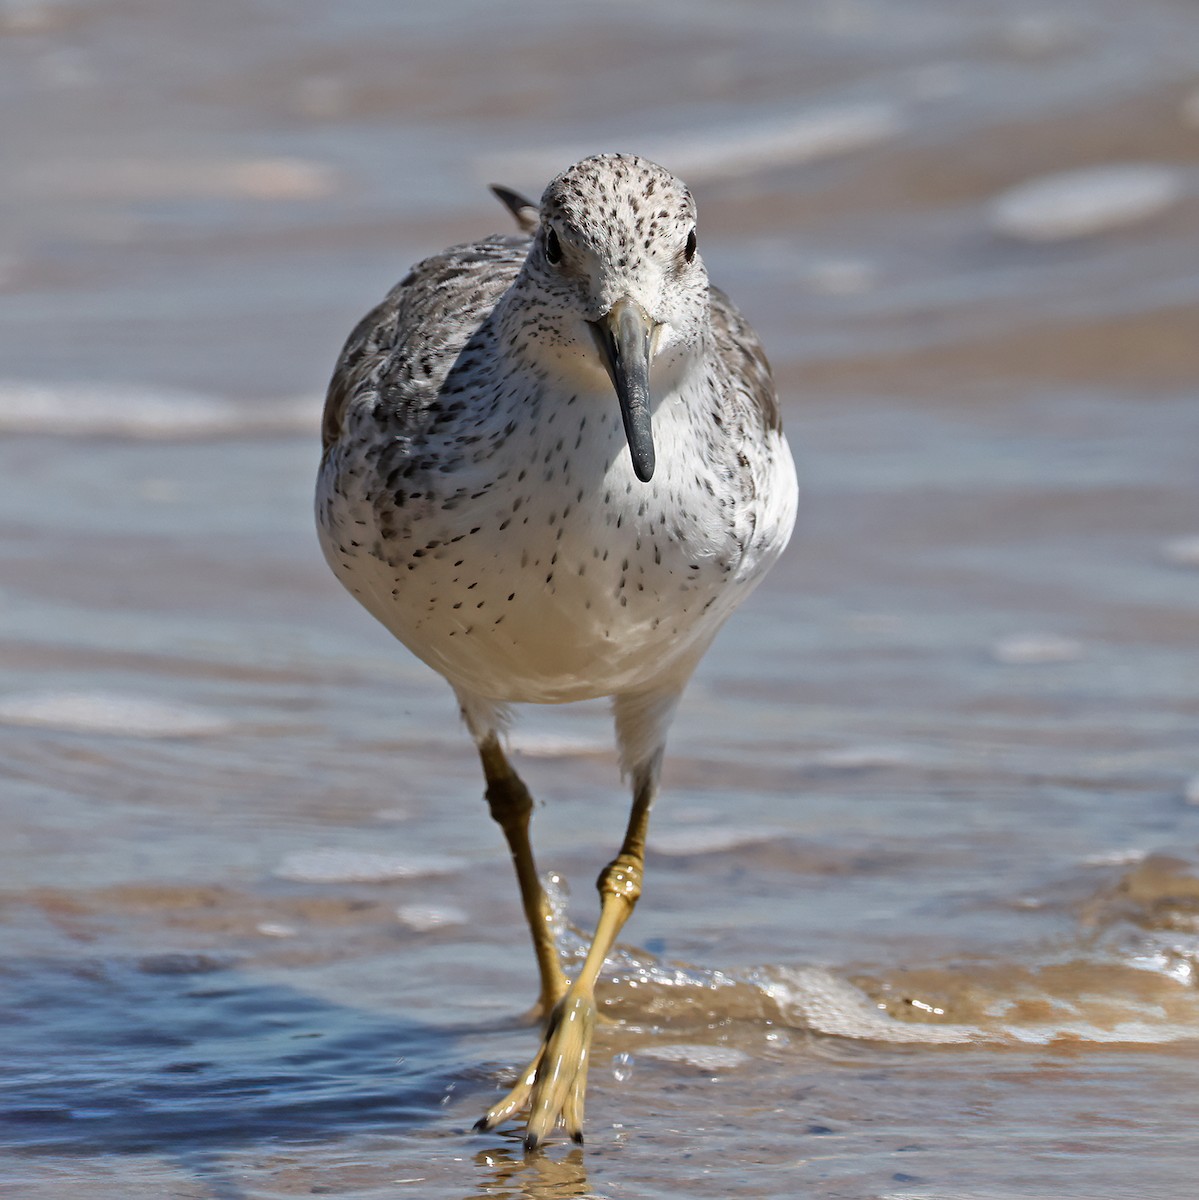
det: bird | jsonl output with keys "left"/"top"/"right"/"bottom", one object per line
{"left": 316, "top": 152, "right": 798, "bottom": 1150}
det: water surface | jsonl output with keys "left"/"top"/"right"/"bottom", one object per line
{"left": 3, "top": 2, "right": 1199, "bottom": 1197}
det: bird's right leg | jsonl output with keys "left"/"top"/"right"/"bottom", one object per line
{"left": 476, "top": 731, "right": 569, "bottom": 1019}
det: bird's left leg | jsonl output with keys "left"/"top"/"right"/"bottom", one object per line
{"left": 475, "top": 688, "right": 681, "bottom": 1150}
{"left": 456, "top": 687, "right": 569, "bottom": 1020}
{"left": 478, "top": 732, "right": 569, "bottom": 1018}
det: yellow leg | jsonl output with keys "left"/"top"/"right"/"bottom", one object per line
{"left": 476, "top": 769, "right": 656, "bottom": 1150}
{"left": 479, "top": 734, "right": 569, "bottom": 1017}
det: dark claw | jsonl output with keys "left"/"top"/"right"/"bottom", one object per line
{"left": 571, "top": 1131, "right": 584, "bottom": 1145}
{"left": 473, "top": 1116, "right": 493, "bottom": 1133}
{"left": 523, "top": 1132, "right": 542, "bottom": 1154}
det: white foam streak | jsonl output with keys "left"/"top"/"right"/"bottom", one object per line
{"left": 0, "top": 382, "right": 321, "bottom": 439}
{"left": 639, "top": 1044, "right": 750, "bottom": 1070}
{"left": 274, "top": 848, "right": 466, "bottom": 883}
{"left": 992, "top": 633, "right": 1084, "bottom": 665}
{"left": 508, "top": 732, "right": 608, "bottom": 758}
{"left": 649, "top": 824, "right": 784, "bottom": 856}
{"left": 20, "top": 156, "right": 339, "bottom": 202}
{"left": 1162, "top": 536, "right": 1199, "bottom": 567}
{"left": 0, "top": 690, "right": 232, "bottom": 737}
{"left": 988, "top": 165, "right": 1182, "bottom": 242}
{"left": 761, "top": 966, "right": 1199, "bottom": 1047}
{"left": 640, "top": 103, "right": 906, "bottom": 181}
{"left": 396, "top": 903, "right": 467, "bottom": 931}
{"left": 763, "top": 967, "right": 976, "bottom": 1045}
{"left": 811, "top": 744, "right": 917, "bottom": 769}
{"left": 478, "top": 103, "right": 905, "bottom": 185}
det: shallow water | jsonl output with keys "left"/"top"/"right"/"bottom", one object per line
{"left": 3, "top": 1, "right": 1199, "bottom": 1197}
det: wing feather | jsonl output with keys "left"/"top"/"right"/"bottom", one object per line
{"left": 321, "top": 234, "right": 529, "bottom": 454}
{"left": 708, "top": 283, "right": 782, "bottom": 435}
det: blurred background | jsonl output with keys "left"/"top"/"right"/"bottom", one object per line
{"left": 2, "top": 2, "right": 1199, "bottom": 1197}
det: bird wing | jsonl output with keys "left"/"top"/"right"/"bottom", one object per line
{"left": 706, "top": 283, "right": 796, "bottom": 579}
{"left": 321, "top": 234, "right": 530, "bottom": 454}
{"left": 707, "top": 283, "right": 783, "bottom": 436}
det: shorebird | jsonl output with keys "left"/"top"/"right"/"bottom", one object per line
{"left": 316, "top": 153, "right": 797, "bottom": 1149}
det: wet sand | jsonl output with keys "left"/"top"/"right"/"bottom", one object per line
{"left": 3, "top": 1, "right": 1199, "bottom": 1197}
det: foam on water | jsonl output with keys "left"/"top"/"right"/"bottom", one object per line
{"left": 478, "top": 102, "right": 905, "bottom": 185}
{"left": 645, "top": 103, "right": 906, "bottom": 181}
{"left": 255, "top": 922, "right": 298, "bottom": 938}
{"left": 1081, "top": 848, "right": 1148, "bottom": 867}
{"left": 508, "top": 732, "right": 609, "bottom": 758}
{"left": 589, "top": 846, "right": 1199, "bottom": 1050}
{"left": 648, "top": 824, "right": 785, "bottom": 856}
{"left": 396, "top": 903, "right": 468, "bottom": 931}
{"left": 20, "top": 156, "right": 340, "bottom": 201}
{"left": 273, "top": 847, "right": 467, "bottom": 883}
{"left": 639, "top": 1044, "right": 751, "bottom": 1070}
{"left": 0, "top": 690, "right": 232, "bottom": 737}
{"left": 987, "top": 164, "right": 1182, "bottom": 241}
{"left": 1127, "top": 947, "right": 1196, "bottom": 987}
{"left": 1161, "top": 536, "right": 1199, "bottom": 567}
{"left": 747, "top": 958, "right": 1199, "bottom": 1048}
{"left": 810, "top": 744, "right": 917, "bottom": 769}
{"left": 0, "top": 382, "right": 320, "bottom": 439}
{"left": 991, "top": 633, "right": 1084, "bottom": 664}
{"left": 761, "top": 967, "right": 977, "bottom": 1045}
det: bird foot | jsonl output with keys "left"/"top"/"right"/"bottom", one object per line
{"left": 475, "top": 991, "right": 597, "bottom": 1151}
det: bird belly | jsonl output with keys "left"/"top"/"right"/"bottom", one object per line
{"left": 320, "top": 496, "right": 742, "bottom": 704}
{"left": 316, "top": 371, "right": 792, "bottom": 705}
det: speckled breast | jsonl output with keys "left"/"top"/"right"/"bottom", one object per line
{"left": 317, "top": 386, "right": 763, "bottom": 704}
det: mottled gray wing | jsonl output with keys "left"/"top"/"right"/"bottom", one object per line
{"left": 707, "top": 283, "right": 782, "bottom": 435}
{"left": 321, "top": 234, "right": 529, "bottom": 453}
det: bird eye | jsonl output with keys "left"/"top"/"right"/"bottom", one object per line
{"left": 545, "top": 227, "right": 563, "bottom": 265}
{"left": 684, "top": 228, "right": 697, "bottom": 262}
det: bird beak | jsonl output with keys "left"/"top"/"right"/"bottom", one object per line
{"left": 589, "top": 297, "right": 657, "bottom": 483}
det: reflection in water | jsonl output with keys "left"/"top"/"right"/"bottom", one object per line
{"left": 470, "top": 1145, "right": 592, "bottom": 1200}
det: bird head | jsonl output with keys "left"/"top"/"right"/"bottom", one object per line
{"left": 521, "top": 153, "right": 709, "bottom": 483}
